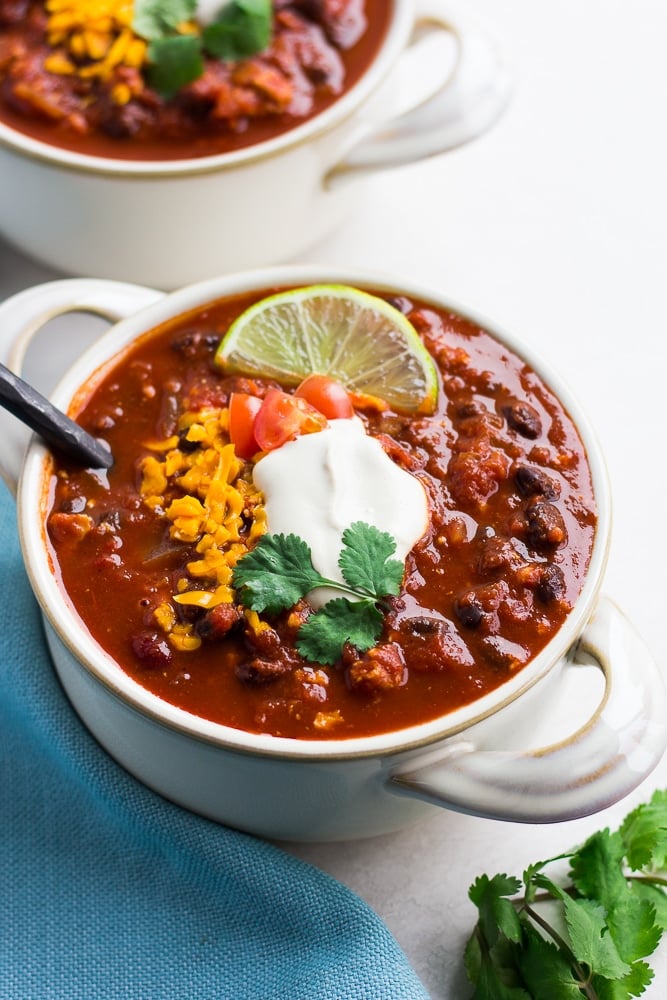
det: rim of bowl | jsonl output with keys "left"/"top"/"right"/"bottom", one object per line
{"left": 17, "top": 264, "right": 612, "bottom": 761}
{"left": 0, "top": 1, "right": 411, "bottom": 179}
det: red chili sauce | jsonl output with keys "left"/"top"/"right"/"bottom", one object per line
{"left": 45, "top": 289, "right": 597, "bottom": 740}
{"left": 0, "top": 1, "right": 391, "bottom": 160}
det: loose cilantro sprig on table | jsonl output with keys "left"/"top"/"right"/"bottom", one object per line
{"left": 231, "top": 522, "right": 404, "bottom": 665}
{"left": 465, "top": 788, "right": 667, "bottom": 999}
{"left": 133, "top": 0, "right": 272, "bottom": 98}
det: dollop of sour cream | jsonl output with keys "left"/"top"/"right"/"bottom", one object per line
{"left": 252, "top": 418, "right": 429, "bottom": 608}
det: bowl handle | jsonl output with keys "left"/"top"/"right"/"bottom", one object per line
{"left": 389, "top": 597, "right": 667, "bottom": 822}
{"left": 0, "top": 278, "right": 163, "bottom": 494}
{"left": 325, "top": 1, "right": 511, "bottom": 187}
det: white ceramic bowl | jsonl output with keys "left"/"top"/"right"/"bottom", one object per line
{"left": 0, "top": 267, "right": 665, "bottom": 842}
{"left": 0, "top": 1, "right": 510, "bottom": 288}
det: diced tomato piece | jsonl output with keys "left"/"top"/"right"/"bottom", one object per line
{"left": 229, "top": 392, "right": 262, "bottom": 458}
{"left": 253, "top": 388, "right": 327, "bottom": 451}
{"left": 295, "top": 374, "right": 354, "bottom": 419}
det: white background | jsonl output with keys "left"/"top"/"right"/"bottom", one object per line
{"left": 1, "top": 1, "right": 666, "bottom": 996}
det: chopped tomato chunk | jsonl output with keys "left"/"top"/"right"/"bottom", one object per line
{"left": 295, "top": 374, "right": 355, "bottom": 419}
{"left": 229, "top": 392, "right": 262, "bottom": 459}
{"left": 253, "top": 388, "right": 328, "bottom": 451}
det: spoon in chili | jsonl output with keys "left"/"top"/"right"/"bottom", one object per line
{"left": 0, "top": 362, "right": 113, "bottom": 470}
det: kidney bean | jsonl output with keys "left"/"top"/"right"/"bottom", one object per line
{"left": 131, "top": 631, "right": 173, "bottom": 669}
{"left": 197, "top": 603, "right": 243, "bottom": 641}
{"left": 244, "top": 625, "right": 282, "bottom": 658}
{"left": 0, "top": 0, "right": 29, "bottom": 25}
{"left": 235, "top": 658, "right": 291, "bottom": 685}
{"left": 478, "top": 537, "right": 521, "bottom": 576}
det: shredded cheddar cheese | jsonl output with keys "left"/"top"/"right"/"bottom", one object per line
{"left": 44, "top": 0, "right": 147, "bottom": 104}
{"left": 139, "top": 404, "right": 267, "bottom": 651}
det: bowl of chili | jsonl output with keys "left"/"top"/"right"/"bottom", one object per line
{"left": 1, "top": 266, "right": 664, "bottom": 842}
{"left": 0, "top": 0, "right": 509, "bottom": 288}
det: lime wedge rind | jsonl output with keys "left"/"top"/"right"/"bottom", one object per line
{"left": 215, "top": 284, "right": 439, "bottom": 414}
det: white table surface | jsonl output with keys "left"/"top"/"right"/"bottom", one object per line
{"left": 1, "top": 1, "right": 666, "bottom": 996}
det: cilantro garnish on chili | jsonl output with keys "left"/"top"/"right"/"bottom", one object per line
{"left": 133, "top": 0, "right": 272, "bottom": 97}
{"left": 232, "top": 522, "right": 404, "bottom": 665}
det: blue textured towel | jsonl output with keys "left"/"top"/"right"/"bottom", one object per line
{"left": 0, "top": 482, "right": 430, "bottom": 1000}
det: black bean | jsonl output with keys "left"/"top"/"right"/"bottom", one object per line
{"left": 454, "top": 597, "right": 483, "bottom": 628}
{"left": 503, "top": 400, "right": 542, "bottom": 439}
{"left": 171, "top": 329, "right": 221, "bottom": 359}
{"left": 405, "top": 617, "right": 446, "bottom": 637}
{"left": 515, "top": 465, "right": 560, "bottom": 500}
{"left": 525, "top": 499, "right": 568, "bottom": 550}
{"left": 99, "top": 510, "right": 122, "bottom": 532}
{"left": 385, "top": 295, "right": 413, "bottom": 314}
{"left": 481, "top": 635, "right": 529, "bottom": 670}
{"left": 536, "top": 564, "right": 566, "bottom": 603}
{"left": 177, "top": 431, "right": 200, "bottom": 453}
{"left": 60, "top": 496, "right": 87, "bottom": 514}
{"left": 131, "top": 631, "right": 172, "bottom": 669}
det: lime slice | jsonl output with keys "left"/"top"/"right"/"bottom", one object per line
{"left": 215, "top": 285, "right": 438, "bottom": 414}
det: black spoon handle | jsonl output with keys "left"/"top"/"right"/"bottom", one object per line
{"left": 0, "top": 362, "right": 112, "bottom": 470}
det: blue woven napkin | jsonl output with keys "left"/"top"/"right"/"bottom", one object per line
{"left": 0, "top": 482, "right": 430, "bottom": 1000}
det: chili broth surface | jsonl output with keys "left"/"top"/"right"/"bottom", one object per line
{"left": 46, "top": 288, "right": 597, "bottom": 739}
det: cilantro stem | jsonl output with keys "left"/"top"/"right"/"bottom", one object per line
{"left": 628, "top": 873, "right": 667, "bottom": 887}
{"left": 306, "top": 574, "right": 393, "bottom": 611}
{"left": 521, "top": 902, "right": 597, "bottom": 998}
{"left": 311, "top": 577, "right": 379, "bottom": 602}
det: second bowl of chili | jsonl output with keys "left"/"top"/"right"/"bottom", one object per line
{"left": 0, "top": 0, "right": 510, "bottom": 287}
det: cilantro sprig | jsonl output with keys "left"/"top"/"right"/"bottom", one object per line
{"left": 133, "top": 0, "right": 272, "bottom": 98}
{"left": 465, "top": 788, "right": 667, "bottom": 998}
{"left": 231, "top": 522, "right": 404, "bottom": 665}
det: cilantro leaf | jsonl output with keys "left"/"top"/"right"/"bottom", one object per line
{"left": 203, "top": 0, "right": 272, "bottom": 61}
{"left": 147, "top": 35, "right": 204, "bottom": 98}
{"left": 296, "top": 599, "right": 382, "bottom": 665}
{"left": 232, "top": 533, "right": 328, "bottom": 615}
{"left": 468, "top": 874, "right": 523, "bottom": 947}
{"left": 562, "top": 895, "right": 631, "bottom": 980}
{"left": 133, "top": 0, "right": 197, "bottom": 40}
{"left": 569, "top": 829, "right": 628, "bottom": 911}
{"left": 608, "top": 895, "right": 663, "bottom": 966}
{"left": 592, "top": 960, "right": 655, "bottom": 999}
{"left": 630, "top": 881, "right": 667, "bottom": 931}
{"left": 339, "top": 521, "right": 404, "bottom": 597}
{"left": 621, "top": 790, "right": 667, "bottom": 871}
{"left": 515, "top": 922, "right": 584, "bottom": 999}
{"left": 469, "top": 954, "right": 531, "bottom": 1000}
